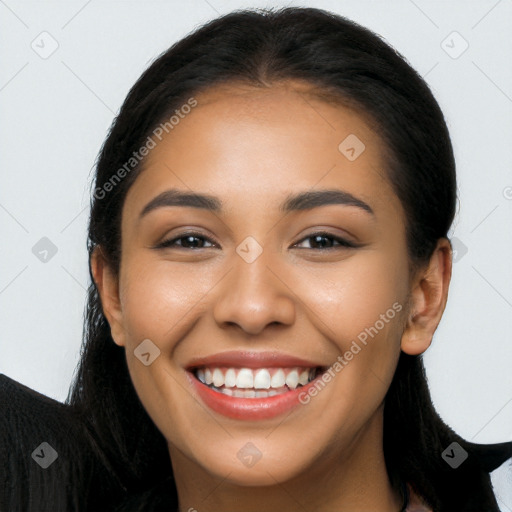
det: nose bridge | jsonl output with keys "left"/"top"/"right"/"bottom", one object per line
{"left": 212, "top": 238, "right": 295, "bottom": 334}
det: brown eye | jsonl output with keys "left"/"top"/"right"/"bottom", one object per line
{"left": 156, "top": 232, "right": 217, "bottom": 250}
{"left": 293, "top": 232, "right": 356, "bottom": 250}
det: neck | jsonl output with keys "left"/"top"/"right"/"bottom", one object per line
{"left": 171, "top": 405, "right": 403, "bottom": 512}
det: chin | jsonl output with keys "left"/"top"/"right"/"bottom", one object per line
{"left": 194, "top": 444, "right": 310, "bottom": 487}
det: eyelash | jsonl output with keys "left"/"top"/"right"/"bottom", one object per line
{"left": 155, "top": 231, "right": 356, "bottom": 251}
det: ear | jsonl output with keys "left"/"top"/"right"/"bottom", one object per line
{"left": 401, "top": 238, "right": 453, "bottom": 356}
{"left": 90, "top": 246, "right": 126, "bottom": 347}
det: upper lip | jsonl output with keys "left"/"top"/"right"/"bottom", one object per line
{"left": 185, "top": 350, "right": 327, "bottom": 371}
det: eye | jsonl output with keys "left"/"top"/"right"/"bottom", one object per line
{"left": 155, "top": 232, "right": 217, "bottom": 250}
{"left": 154, "top": 230, "right": 356, "bottom": 251}
{"left": 293, "top": 231, "right": 356, "bottom": 250}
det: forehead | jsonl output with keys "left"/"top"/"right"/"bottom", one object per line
{"left": 123, "top": 81, "right": 402, "bottom": 222}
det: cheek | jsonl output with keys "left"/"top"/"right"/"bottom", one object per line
{"left": 119, "top": 257, "right": 216, "bottom": 347}
{"left": 301, "top": 249, "right": 408, "bottom": 338}
{"left": 294, "top": 250, "right": 408, "bottom": 398}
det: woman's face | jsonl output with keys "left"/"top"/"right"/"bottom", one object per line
{"left": 103, "top": 82, "right": 414, "bottom": 486}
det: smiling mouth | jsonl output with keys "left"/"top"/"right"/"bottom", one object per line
{"left": 192, "top": 366, "right": 324, "bottom": 398}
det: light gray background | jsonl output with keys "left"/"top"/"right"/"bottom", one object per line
{"left": 1, "top": 0, "right": 511, "bottom": 507}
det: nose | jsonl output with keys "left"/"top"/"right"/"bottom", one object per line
{"left": 212, "top": 247, "right": 296, "bottom": 335}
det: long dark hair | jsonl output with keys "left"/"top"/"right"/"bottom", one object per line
{"left": 66, "top": 7, "right": 511, "bottom": 511}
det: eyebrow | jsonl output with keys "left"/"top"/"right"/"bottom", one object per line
{"left": 138, "top": 188, "right": 374, "bottom": 219}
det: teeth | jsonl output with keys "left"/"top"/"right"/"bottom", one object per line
{"left": 299, "top": 370, "right": 309, "bottom": 385}
{"left": 194, "top": 365, "right": 320, "bottom": 395}
{"left": 212, "top": 368, "right": 224, "bottom": 387}
{"left": 285, "top": 370, "right": 299, "bottom": 389}
{"left": 219, "top": 387, "right": 288, "bottom": 398}
{"left": 270, "top": 369, "right": 285, "bottom": 388}
{"left": 224, "top": 368, "right": 236, "bottom": 388}
{"left": 253, "top": 369, "right": 271, "bottom": 389}
{"left": 236, "top": 368, "right": 254, "bottom": 388}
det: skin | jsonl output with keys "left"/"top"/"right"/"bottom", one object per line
{"left": 92, "top": 80, "right": 452, "bottom": 512}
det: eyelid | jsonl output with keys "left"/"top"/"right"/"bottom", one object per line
{"left": 292, "top": 231, "right": 356, "bottom": 249}
{"left": 154, "top": 229, "right": 219, "bottom": 249}
{"left": 154, "top": 229, "right": 357, "bottom": 250}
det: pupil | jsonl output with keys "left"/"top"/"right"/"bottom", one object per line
{"left": 185, "top": 236, "right": 201, "bottom": 248}
{"left": 313, "top": 235, "right": 330, "bottom": 248}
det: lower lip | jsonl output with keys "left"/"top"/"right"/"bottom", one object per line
{"left": 186, "top": 370, "right": 322, "bottom": 420}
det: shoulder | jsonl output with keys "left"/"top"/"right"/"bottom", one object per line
{"left": 0, "top": 373, "right": 80, "bottom": 458}
{"left": 0, "top": 373, "right": 114, "bottom": 511}
{"left": 0, "top": 372, "right": 72, "bottom": 417}
{"left": 464, "top": 439, "right": 512, "bottom": 473}
{"left": 408, "top": 438, "right": 512, "bottom": 511}
{"left": 0, "top": 372, "right": 77, "bottom": 447}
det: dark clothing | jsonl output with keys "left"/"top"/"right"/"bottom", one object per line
{"left": 0, "top": 374, "right": 128, "bottom": 511}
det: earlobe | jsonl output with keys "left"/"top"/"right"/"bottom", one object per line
{"left": 90, "top": 246, "right": 126, "bottom": 347}
{"left": 401, "top": 238, "right": 452, "bottom": 356}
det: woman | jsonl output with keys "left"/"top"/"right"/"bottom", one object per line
{"left": 1, "top": 6, "right": 511, "bottom": 511}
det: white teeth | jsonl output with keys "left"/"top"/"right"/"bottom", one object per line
{"left": 236, "top": 368, "right": 254, "bottom": 389}
{"left": 299, "top": 370, "right": 309, "bottom": 385}
{"left": 194, "top": 365, "right": 320, "bottom": 395}
{"left": 212, "top": 368, "right": 224, "bottom": 387}
{"left": 224, "top": 368, "right": 237, "bottom": 388}
{"left": 270, "top": 369, "right": 286, "bottom": 388}
{"left": 285, "top": 370, "right": 299, "bottom": 389}
{"left": 253, "top": 369, "right": 271, "bottom": 389}
{"left": 219, "top": 388, "right": 288, "bottom": 398}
